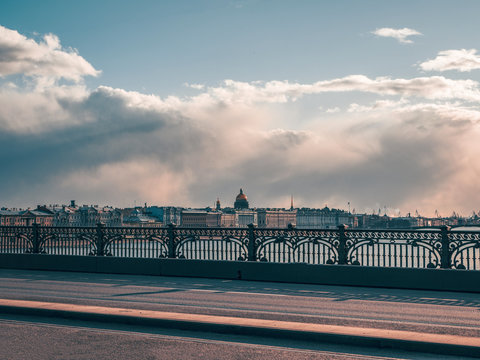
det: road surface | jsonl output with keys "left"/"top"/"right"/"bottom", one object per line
{"left": 0, "top": 269, "right": 479, "bottom": 359}
{"left": 0, "top": 269, "right": 478, "bottom": 337}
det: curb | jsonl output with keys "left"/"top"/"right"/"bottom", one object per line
{"left": 1, "top": 299, "right": 479, "bottom": 358}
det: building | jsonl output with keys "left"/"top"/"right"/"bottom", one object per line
{"left": 235, "top": 209, "right": 258, "bottom": 227}
{"left": 234, "top": 189, "right": 249, "bottom": 209}
{"left": 159, "top": 206, "right": 183, "bottom": 226}
{"left": 53, "top": 201, "right": 122, "bottom": 227}
{"left": 220, "top": 210, "right": 236, "bottom": 227}
{"left": 296, "top": 207, "right": 355, "bottom": 229}
{"left": 0, "top": 208, "right": 54, "bottom": 226}
{"left": 181, "top": 210, "right": 222, "bottom": 227}
{"left": 257, "top": 209, "right": 296, "bottom": 228}
{"left": 123, "top": 208, "right": 162, "bottom": 227}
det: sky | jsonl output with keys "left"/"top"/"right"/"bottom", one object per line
{"left": 1, "top": 0, "right": 480, "bottom": 216}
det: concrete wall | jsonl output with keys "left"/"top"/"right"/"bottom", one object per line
{"left": 1, "top": 253, "right": 479, "bottom": 293}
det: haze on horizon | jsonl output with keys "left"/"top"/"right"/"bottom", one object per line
{"left": 1, "top": 0, "right": 480, "bottom": 217}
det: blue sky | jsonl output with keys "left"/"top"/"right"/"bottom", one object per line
{"left": 1, "top": 1, "right": 480, "bottom": 215}
{"left": 4, "top": 0, "right": 480, "bottom": 93}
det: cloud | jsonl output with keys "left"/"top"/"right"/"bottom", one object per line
{"left": 0, "top": 25, "right": 99, "bottom": 83}
{"left": 372, "top": 27, "right": 422, "bottom": 44}
{"left": 185, "top": 83, "right": 205, "bottom": 90}
{"left": 419, "top": 49, "right": 480, "bottom": 72}
{"left": 199, "top": 75, "right": 480, "bottom": 104}
{"left": 348, "top": 99, "right": 409, "bottom": 113}
{"left": 326, "top": 107, "right": 341, "bottom": 113}
{"left": 346, "top": 97, "right": 480, "bottom": 122}
{"left": 2, "top": 78, "right": 479, "bottom": 215}
{"left": 1, "top": 26, "right": 480, "bottom": 216}
{"left": 60, "top": 159, "right": 194, "bottom": 206}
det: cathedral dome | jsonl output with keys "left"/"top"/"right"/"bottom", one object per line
{"left": 234, "top": 189, "right": 249, "bottom": 209}
{"left": 236, "top": 189, "right": 247, "bottom": 201}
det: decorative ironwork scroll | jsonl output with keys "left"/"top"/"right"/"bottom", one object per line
{"left": 346, "top": 230, "right": 442, "bottom": 268}
{"left": 175, "top": 228, "right": 249, "bottom": 261}
{"left": 255, "top": 228, "right": 338, "bottom": 264}
{"left": 449, "top": 231, "right": 480, "bottom": 270}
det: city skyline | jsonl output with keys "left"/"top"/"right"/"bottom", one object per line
{"left": 1, "top": 1, "right": 480, "bottom": 216}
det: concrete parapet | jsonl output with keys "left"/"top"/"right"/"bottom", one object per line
{"left": 0, "top": 253, "right": 479, "bottom": 293}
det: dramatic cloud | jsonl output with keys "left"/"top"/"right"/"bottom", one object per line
{"left": 419, "top": 49, "right": 480, "bottom": 72}
{"left": 0, "top": 25, "right": 99, "bottom": 82}
{"left": 372, "top": 27, "right": 422, "bottom": 44}
{"left": 1, "top": 77, "right": 479, "bottom": 215}
{"left": 1, "top": 26, "right": 480, "bottom": 216}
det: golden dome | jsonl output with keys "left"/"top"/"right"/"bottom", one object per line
{"left": 236, "top": 188, "right": 247, "bottom": 201}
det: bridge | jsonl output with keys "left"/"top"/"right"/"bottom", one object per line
{"left": 1, "top": 225, "right": 480, "bottom": 358}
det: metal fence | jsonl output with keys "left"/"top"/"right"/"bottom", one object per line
{"left": 1, "top": 224, "right": 479, "bottom": 270}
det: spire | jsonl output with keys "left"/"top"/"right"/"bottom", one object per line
{"left": 290, "top": 195, "right": 294, "bottom": 211}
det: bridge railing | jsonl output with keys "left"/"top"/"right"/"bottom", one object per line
{"left": 1, "top": 224, "right": 479, "bottom": 270}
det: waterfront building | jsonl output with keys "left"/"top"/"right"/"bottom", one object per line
{"left": 160, "top": 206, "right": 183, "bottom": 226}
{"left": 296, "top": 207, "right": 355, "bottom": 229}
{"left": 136, "top": 206, "right": 182, "bottom": 226}
{"left": 180, "top": 206, "right": 257, "bottom": 228}
{"left": 0, "top": 208, "right": 54, "bottom": 226}
{"left": 123, "top": 208, "right": 162, "bottom": 227}
{"left": 235, "top": 209, "right": 258, "bottom": 227}
{"left": 181, "top": 209, "right": 222, "bottom": 227}
{"left": 53, "top": 201, "right": 122, "bottom": 227}
{"left": 257, "top": 209, "right": 296, "bottom": 228}
{"left": 220, "top": 210, "right": 236, "bottom": 227}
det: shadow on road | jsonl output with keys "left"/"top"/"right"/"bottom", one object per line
{"left": 1, "top": 268, "right": 479, "bottom": 309}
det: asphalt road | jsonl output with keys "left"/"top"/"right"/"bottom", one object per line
{"left": 0, "top": 318, "right": 469, "bottom": 360}
{"left": 0, "top": 269, "right": 479, "bottom": 338}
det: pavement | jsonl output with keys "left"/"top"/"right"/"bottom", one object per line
{"left": 1, "top": 269, "right": 480, "bottom": 358}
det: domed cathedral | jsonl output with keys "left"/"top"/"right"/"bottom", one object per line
{"left": 234, "top": 188, "right": 249, "bottom": 209}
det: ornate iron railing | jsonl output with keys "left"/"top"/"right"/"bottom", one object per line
{"left": 1, "top": 224, "right": 479, "bottom": 270}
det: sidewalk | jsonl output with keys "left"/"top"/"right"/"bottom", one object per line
{"left": 1, "top": 298, "right": 479, "bottom": 358}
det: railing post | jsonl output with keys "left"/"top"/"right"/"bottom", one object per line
{"left": 440, "top": 225, "right": 451, "bottom": 269}
{"left": 337, "top": 224, "right": 348, "bottom": 265}
{"left": 32, "top": 223, "right": 40, "bottom": 254}
{"left": 247, "top": 223, "right": 257, "bottom": 261}
{"left": 167, "top": 223, "right": 176, "bottom": 258}
{"left": 96, "top": 222, "right": 105, "bottom": 256}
